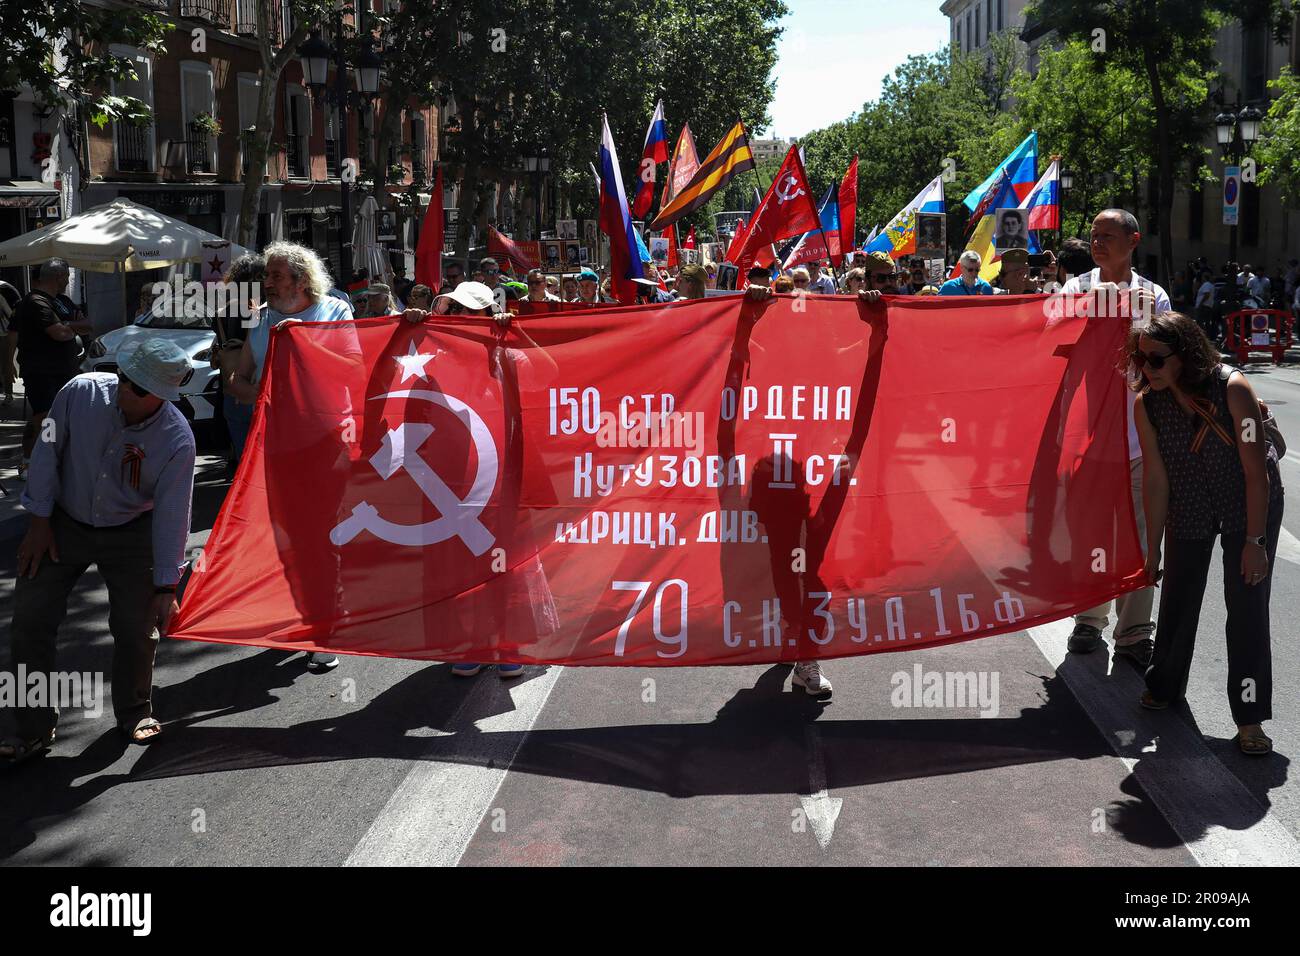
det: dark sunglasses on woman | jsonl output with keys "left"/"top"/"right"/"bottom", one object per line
{"left": 1132, "top": 347, "right": 1175, "bottom": 370}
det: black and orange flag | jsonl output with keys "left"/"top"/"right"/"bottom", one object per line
{"left": 649, "top": 121, "right": 755, "bottom": 231}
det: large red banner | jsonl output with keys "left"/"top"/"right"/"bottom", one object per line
{"left": 171, "top": 294, "right": 1143, "bottom": 665}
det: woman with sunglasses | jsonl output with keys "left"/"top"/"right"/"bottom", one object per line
{"left": 1132, "top": 312, "right": 1284, "bottom": 754}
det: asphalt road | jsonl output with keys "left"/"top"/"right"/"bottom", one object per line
{"left": 0, "top": 364, "right": 1296, "bottom": 867}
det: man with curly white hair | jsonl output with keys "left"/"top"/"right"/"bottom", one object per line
{"left": 228, "top": 240, "right": 354, "bottom": 672}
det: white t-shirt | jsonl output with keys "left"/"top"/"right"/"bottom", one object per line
{"left": 1194, "top": 280, "right": 1215, "bottom": 309}
{"left": 1060, "top": 268, "right": 1171, "bottom": 461}
{"left": 1248, "top": 274, "right": 1271, "bottom": 302}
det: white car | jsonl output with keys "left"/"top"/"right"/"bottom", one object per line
{"left": 82, "top": 311, "right": 221, "bottom": 426}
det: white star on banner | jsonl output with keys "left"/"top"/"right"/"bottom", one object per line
{"left": 393, "top": 341, "right": 435, "bottom": 383}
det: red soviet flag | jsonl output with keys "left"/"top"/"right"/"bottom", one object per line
{"left": 725, "top": 218, "right": 746, "bottom": 263}
{"left": 838, "top": 155, "right": 858, "bottom": 267}
{"left": 733, "top": 143, "right": 821, "bottom": 276}
{"left": 665, "top": 223, "right": 678, "bottom": 270}
{"left": 487, "top": 225, "right": 539, "bottom": 274}
{"left": 414, "top": 166, "right": 444, "bottom": 289}
{"left": 172, "top": 296, "right": 1140, "bottom": 666}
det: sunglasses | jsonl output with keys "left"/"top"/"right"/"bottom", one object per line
{"left": 482, "top": 267, "right": 500, "bottom": 275}
{"left": 118, "top": 372, "right": 150, "bottom": 398}
{"left": 1132, "top": 348, "right": 1175, "bottom": 370}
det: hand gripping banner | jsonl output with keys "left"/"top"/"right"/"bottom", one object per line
{"left": 170, "top": 294, "right": 1143, "bottom": 665}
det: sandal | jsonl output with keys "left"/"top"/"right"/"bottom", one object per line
{"left": 123, "top": 716, "right": 163, "bottom": 745}
{"left": 1236, "top": 726, "right": 1273, "bottom": 756}
{"left": 1140, "top": 690, "right": 1170, "bottom": 710}
{"left": 0, "top": 729, "right": 56, "bottom": 768}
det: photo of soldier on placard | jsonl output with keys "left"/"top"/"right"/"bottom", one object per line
{"left": 916, "top": 213, "right": 945, "bottom": 259}
{"left": 565, "top": 241, "right": 581, "bottom": 266}
{"left": 545, "top": 243, "right": 561, "bottom": 268}
{"left": 583, "top": 220, "right": 597, "bottom": 247}
{"left": 994, "top": 208, "right": 1029, "bottom": 251}
{"left": 558, "top": 220, "right": 578, "bottom": 240}
{"left": 649, "top": 237, "right": 669, "bottom": 264}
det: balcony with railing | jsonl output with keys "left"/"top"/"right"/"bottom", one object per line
{"left": 187, "top": 122, "right": 213, "bottom": 174}
{"left": 116, "top": 122, "right": 153, "bottom": 172}
{"left": 325, "top": 137, "right": 340, "bottom": 178}
{"left": 180, "top": 0, "right": 232, "bottom": 26}
{"left": 234, "top": 0, "right": 286, "bottom": 43}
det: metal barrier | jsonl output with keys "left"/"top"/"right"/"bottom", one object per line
{"left": 1223, "top": 308, "right": 1294, "bottom": 365}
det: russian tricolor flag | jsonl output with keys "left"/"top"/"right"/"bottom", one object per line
{"left": 631, "top": 100, "right": 669, "bottom": 219}
{"left": 1018, "top": 159, "right": 1060, "bottom": 232}
{"left": 599, "top": 113, "right": 644, "bottom": 304}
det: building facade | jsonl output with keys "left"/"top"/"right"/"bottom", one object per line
{"left": 3, "top": 0, "right": 454, "bottom": 326}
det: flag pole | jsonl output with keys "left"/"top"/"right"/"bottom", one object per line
{"left": 740, "top": 115, "right": 783, "bottom": 271}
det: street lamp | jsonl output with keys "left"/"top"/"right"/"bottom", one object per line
{"left": 354, "top": 44, "right": 382, "bottom": 99}
{"left": 1059, "top": 168, "right": 1074, "bottom": 192}
{"left": 298, "top": 31, "right": 331, "bottom": 91}
{"left": 1216, "top": 101, "right": 1263, "bottom": 265}
{"left": 1238, "top": 105, "right": 1263, "bottom": 145}
{"left": 296, "top": 16, "right": 391, "bottom": 286}
{"left": 525, "top": 152, "right": 549, "bottom": 240}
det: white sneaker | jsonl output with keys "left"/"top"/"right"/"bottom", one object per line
{"left": 792, "top": 660, "right": 832, "bottom": 697}
{"left": 306, "top": 652, "right": 339, "bottom": 671}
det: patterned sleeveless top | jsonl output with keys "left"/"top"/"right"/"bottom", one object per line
{"left": 1143, "top": 365, "right": 1283, "bottom": 539}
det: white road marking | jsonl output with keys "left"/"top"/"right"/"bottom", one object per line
{"left": 799, "top": 725, "right": 842, "bottom": 850}
{"left": 345, "top": 665, "right": 564, "bottom": 867}
{"left": 1028, "top": 619, "right": 1300, "bottom": 866}
{"left": 1277, "top": 525, "right": 1300, "bottom": 566}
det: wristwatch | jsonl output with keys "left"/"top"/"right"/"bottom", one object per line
{"left": 1245, "top": 534, "right": 1267, "bottom": 549}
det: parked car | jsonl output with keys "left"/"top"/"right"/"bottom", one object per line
{"left": 82, "top": 307, "right": 224, "bottom": 439}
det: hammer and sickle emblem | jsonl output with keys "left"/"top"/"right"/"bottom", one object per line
{"left": 329, "top": 389, "right": 498, "bottom": 555}
{"left": 775, "top": 172, "right": 805, "bottom": 204}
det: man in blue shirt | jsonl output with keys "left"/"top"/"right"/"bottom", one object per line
{"left": 3, "top": 339, "right": 196, "bottom": 761}
{"left": 939, "top": 251, "right": 994, "bottom": 296}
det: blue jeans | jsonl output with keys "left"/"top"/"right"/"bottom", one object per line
{"left": 224, "top": 393, "right": 254, "bottom": 464}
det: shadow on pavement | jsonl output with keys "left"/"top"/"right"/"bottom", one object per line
{"left": 0, "top": 652, "right": 1243, "bottom": 862}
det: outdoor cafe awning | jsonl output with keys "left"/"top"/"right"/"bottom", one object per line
{"left": 0, "top": 180, "right": 59, "bottom": 209}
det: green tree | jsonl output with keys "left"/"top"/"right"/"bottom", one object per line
{"left": 796, "top": 36, "right": 1023, "bottom": 255}
{"left": 0, "top": 0, "right": 170, "bottom": 128}
{"left": 1026, "top": 0, "right": 1292, "bottom": 283}
{"left": 1004, "top": 40, "right": 1155, "bottom": 238}
{"left": 370, "top": 0, "right": 786, "bottom": 255}
{"left": 1254, "top": 66, "right": 1300, "bottom": 206}
{"left": 235, "top": 1, "right": 334, "bottom": 250}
